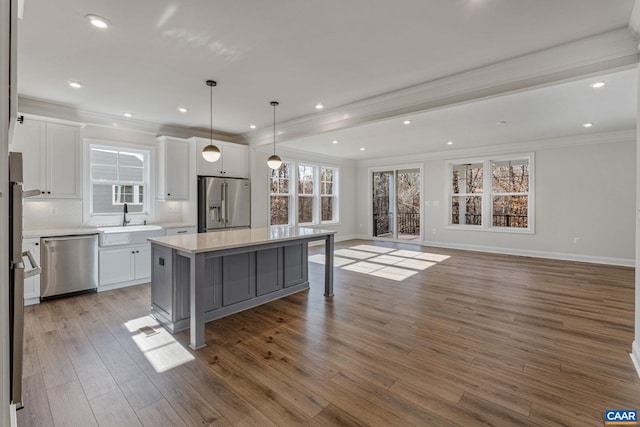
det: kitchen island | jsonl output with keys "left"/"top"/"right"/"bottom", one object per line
{"left": 148, "top": 226, "right": 336, "bottom": 349}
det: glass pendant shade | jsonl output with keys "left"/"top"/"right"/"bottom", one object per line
{"left": 267, "top": 154, "right": 282, "bottom": 169}
{"left": 202, "top": 144, "right": 221, "bottom": 162}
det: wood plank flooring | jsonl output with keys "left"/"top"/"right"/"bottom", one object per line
{"left": 17, "top": 240, "right": 640, "bottom": 426}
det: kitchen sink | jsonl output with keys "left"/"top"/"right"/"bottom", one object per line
{"left": 97, "top": 224, "right": 164, "bottom": 246}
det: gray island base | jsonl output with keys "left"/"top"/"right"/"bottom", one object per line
{"left": 148, "top": 226, "right": 336, "bottom": 350}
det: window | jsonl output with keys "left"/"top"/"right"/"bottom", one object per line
{"left": 321, "top": 167, "right": 338, "bottom": 222}
{"left": 451, "top": 162, "right": 483, "bottom": 226}
{"left": 90, "top": 145, "right": 150, "bottom": 215}
{"left": 269, "top": 162, "right": 292, "bottom": 225}
{"left": 269, "top": 161, "right": 339, "bottom": 226}
{"left": 298, "top": 164, "right": 316, "bottom": 224}
{"left": 491, "top": 159, "right": 529, "bottom": 228}
{"left": 449, "top": 155, "right": 533, "bottom": 232}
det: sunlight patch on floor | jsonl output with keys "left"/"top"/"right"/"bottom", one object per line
{"left": 370, "top": 266, "right": 418, "bottom": 281}
{"left": 335, "top": 248, "right": 377, "bottom": 259}
{"left": 317, "top": 244, "right": 451, "bottom": 282}
{"left": 349, "top": 244, "right": 396, "bottom": 254}
{"left": 124, "top": 316, "right": 194, "bottom": 373}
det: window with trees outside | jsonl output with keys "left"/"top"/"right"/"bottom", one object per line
{"left": 321, "top": 167, "right": 337, "bottom": 222}
{"left": 298, "top": 164, "right": 316, "bottom": 224}
{"left": 449, "top": 155, "right": 532, "bottom": 232}
{"left": 269, "top": 161, "right": 339, "bottom": 226}
{"left": 90, "top": 145, "right": 150, "bottom": 215}
{"left": 269, "top": 162, "right": 292, "bottom": 225}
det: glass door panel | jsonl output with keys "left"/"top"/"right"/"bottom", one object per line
{"left": 396, "top": 169, "right": 420, "bottom": 241}
{"left": 372, "top": 171, "right": 393, "bottom": 238}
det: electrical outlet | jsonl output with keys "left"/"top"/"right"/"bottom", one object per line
{"left": 432, "top": 228, "right": 436, "bottom": 234}
{"left": 433, "top": 201, "right": 440, "bottom": 207}
{"left": 573, "top": 237, "right": 580, "bottom": 244}
{"left": 49, "top": 207, "right": 58, "bottom": 215}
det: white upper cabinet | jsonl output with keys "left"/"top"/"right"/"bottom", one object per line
{"left": 193, "top": 138, "right": 249, "bottom": 178}
{"left": 157, "top": 136, "right": 189, "bottom": 200}
{"left": 11, "top": 119, "right": 81, "bottom": 198}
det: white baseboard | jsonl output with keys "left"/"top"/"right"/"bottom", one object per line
{"left": 315, "top": 235, "right": 633, "bottom": 267}
{"left": 420, "top": 240, "right": 634, "bottom": 267}
{"left": 631, "top": 341, "right": 640, "bottom": 379}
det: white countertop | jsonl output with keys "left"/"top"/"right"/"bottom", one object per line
{"left": 148, "top": 226, "right": 336, "bottom": 254}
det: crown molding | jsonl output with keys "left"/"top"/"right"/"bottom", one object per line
{"left": 17, "top": 96, "right": 244, "bottom": 143}
{"left": 355, "top": 129, "right": 636, "bottom": 167}
{"left": 246, "top": 28, "right": 639, "bottom": 148}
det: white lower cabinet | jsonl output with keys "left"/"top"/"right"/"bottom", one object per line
{"left": 22, "top": 238, "right": 41, "bottom": 305}
{"left": 99, "top": 243, "right": 151, "bottom": 291}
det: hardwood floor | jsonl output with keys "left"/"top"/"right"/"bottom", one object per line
{"left": 17, "top": 239, "right": 640, "bottom": 426}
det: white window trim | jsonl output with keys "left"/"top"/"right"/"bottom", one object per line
{"left": 268, "top": 159, "right": 340, "bottom": 227}
{"left": 83, "top": 138, "right": 156, "bottom": 226}
{"left": 297, "top": 163, "right": 317, "bottom": 225}
{"left": 446, "top": 153, "right": 535, "bottom": 234}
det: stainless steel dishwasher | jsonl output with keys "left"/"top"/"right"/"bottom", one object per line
{"left": 41, "top": 234, "right": 99, "bottom": 299}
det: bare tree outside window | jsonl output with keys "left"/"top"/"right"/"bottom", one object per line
{"left": 492, "top": 159, "right": 529, "bottom": 228}
{"left": 321, "top": 167, "right": 337, "bottom": 222}
{"left": 451, "top": 163, "right": 483, "bottom": 225}
{"left": 269, "top": 163, "right": 291, "bottom": 225}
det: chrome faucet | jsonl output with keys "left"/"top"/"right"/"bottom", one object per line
{"left": 123, "top": 203, "right": 130, "bottom": 226}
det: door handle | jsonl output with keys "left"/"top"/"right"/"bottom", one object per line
{"left": 225, "top": 182, "right": 229, "bottom": 224}
{"left": 22, "top": 250, "right": 41, "bottom": 278}
{"left": 220, "top": 183, "right": 225, "bottom": 222}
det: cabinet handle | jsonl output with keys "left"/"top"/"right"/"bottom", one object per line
{"left": 136, "top": 250, "right": 139, "bottom": 253}
{"left": 177, "top": 230, "right": 187, "bottom": 234}
{"left": 131, "top": 251, "right": 135, "bottom": 254}
{"left": 35, "top": 243, "right": 39, "bottom": 246}
{"left": 47, "top": 191, "right": 51, "bottom": 194}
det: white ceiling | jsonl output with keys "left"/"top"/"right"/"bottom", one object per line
{"left": 17, "top": 0, "right": 638, "bottom": 159}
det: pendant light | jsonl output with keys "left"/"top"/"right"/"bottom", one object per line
{"left": 202, "top": 80, "right": 221, "bottom": 162}
{"left": 267, "top": 101, "right": 282, "bottom": 169}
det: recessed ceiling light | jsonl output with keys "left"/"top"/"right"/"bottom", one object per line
{"left": 403, "top": 120, "right": 411, "bottom": 125}
{"left": 360, "top": 147, "right": 365, "bottom": 151}
{"left": 249, "top": 124, "right": 256, "bottom": 129}
{"left": 447, "top": 141, "right": 453, "bottom": 145}
{"left": 590, "top": 81, "right": 606, "bottom": 89}
{"left": 178, "top": 107, "right": 188, "bottom": 113}
{"left": 86, "top": 14, "right": 110, "bottom": 29}
{"left": 583, "top": 122, "right": 594, "bottom": 128}
{"left": 123, "top": 112, "right": 133, "bottom": 118}
{"left": 332, "top": 140, "right": 338, "bottom": 144}
{"left": 315, "top": 103, "right": 324, "bottom": 110}
{"left": 68, "top": 81, "right": 83, "bottom": 89}
{"left": 496, "top": 120, "right": 508, "bottom": 125}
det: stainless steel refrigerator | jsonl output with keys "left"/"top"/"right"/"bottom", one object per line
{"left": 198, "top": 176, "right": 250, "bottom": 232}
{"left": 8, "top": 152, "right": 41, "bottom": 408}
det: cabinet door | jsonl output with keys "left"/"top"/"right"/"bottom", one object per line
{"left": 22, "top": 238, "right": 41, "bottom": 303}
{"left": 99, "top": 248, "right": 135, "bottom": 286}
{"left": 196, "top": 140, "right": 222, "bottom": 176}
{"left": 222, "top": 252, "right": 255, "bottom": 306}
{"left": 134, "top": 244, "right": 152, "bottom": 280}
{"left": 163, "top": 139, "right": 189, "bottom": 200}
{"left": 11, "top": 120, "right": 45, "bottom": 195}
{"left": 221, "top": 144, "right": 248, "bottom": 178}
{"left": 46, "top": 123, "right": 80, "bottom": 198}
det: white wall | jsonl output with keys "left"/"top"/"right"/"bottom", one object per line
{"left": 250, "top": 147, "right": 358, "bottom": 239}
{"left": 355, "top": 135, "right": 636, "bottom": 265}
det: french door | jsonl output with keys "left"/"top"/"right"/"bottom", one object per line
{"left": 371, "top": 167, "right": 421, "bottom": 241}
